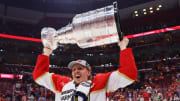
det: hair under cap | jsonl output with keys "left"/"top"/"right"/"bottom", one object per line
{"left": 68, "top": 60, "right": 91, "bottom": 70}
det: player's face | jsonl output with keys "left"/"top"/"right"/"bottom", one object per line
{"left": 72, "top": 64, "right": 91, "bottom": 85}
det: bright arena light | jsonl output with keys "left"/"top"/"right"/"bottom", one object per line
{"left": 158, "top": 5, "right": 162, "bottom": 8}
{"left": 134, "top": 11, "right": 138, "bottom": 13}
{"left": 0, "top": 73, "right": 23, "bottom": 79}
{"left": 156, "top": 8, "right": 160, "bottom": 11}
{"left": 150, "top": 10, "right": 153, "bottom": 13}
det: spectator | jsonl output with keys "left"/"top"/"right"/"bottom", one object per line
{"left": 146, "top": 85, "right": 152, "bottom": 95}
{"left": 38, "top": 95, "right": 46, "bottom": 101}
{"left": 0, "top": 95, "right": 5, "bottom": 101}
{"left": 29, "top": 93, "right": 36, "bottom": 101}
{"left": 157, "top": 91, "right": 163, "bottom": 100}
{"left": 165, "top": 89, "right": 173, "bottom": 101}
{"left": 21, "top": 90, "right": 27, "bottom": 101}
{"left": 173, "top": 93, "right": 180, "bottom": 101}
{"left": 143, "top": 89, "right": 150, "bottom": 101}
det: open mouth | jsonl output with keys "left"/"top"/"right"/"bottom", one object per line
{"left": 76, "top": 75, "right": 80, "bottom": 79}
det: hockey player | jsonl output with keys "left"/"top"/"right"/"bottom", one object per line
{"left": 33, "top": 37, "right": 137, "bottom": 101}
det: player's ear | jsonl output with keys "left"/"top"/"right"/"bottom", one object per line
{"left": 87, "top": 70, "right": 91, "bottom": 76}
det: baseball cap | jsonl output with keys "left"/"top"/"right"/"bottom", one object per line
{"left": 68, "top": 59, "right": 91, "bottom": 70}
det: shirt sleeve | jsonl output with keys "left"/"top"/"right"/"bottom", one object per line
{"left": 33, "top": 55, "right": 71, "bottom": 93}
{"left": 106, "top": 48, "right": 137, "bottom": 93}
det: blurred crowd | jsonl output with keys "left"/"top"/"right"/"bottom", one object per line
{"left": 108, "top": 62, "right": 180, "bottom": 101}
{"left": 0, "top": 60, "right": 179, "bottom": 101}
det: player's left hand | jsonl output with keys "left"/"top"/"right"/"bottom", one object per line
{"left": 117, "top": 37, "right": 129, "bottom": 51}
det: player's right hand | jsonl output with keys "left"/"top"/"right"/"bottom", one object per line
{"left": 41, "top": 27, "right": 58, "bottom": 50}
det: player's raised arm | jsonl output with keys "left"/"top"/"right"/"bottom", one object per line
{"left": 106, "top": 37, "right": 137, "bottom": 92}
{"left": 33, "top": 28, "right": 71, "bottom": 93}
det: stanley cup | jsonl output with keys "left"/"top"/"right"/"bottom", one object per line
{"left": 41, "top": 2, "right": 121, "bottom": 50}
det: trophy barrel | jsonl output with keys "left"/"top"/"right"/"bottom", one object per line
{"left": 56, "top": 3, "right": 120, "bottom": 48}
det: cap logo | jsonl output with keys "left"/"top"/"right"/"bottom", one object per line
{"left": 77, "top": 60, "right": 82, "bottom": 62}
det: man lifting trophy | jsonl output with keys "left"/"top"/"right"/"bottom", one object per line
{"left": 33, "top": 2, "right": 137, "bottom": 101}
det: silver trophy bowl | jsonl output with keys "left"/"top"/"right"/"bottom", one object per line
{"left": 41, "top": 2, "right": 122, "bottom": 50}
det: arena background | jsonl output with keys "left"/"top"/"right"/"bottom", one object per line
{"left": 0, "top": 0, "right": 179, "bottom": 101}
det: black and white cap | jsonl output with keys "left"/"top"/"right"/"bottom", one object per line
{"left": 68, "top": 60, "right": 91, "bottom": 70}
